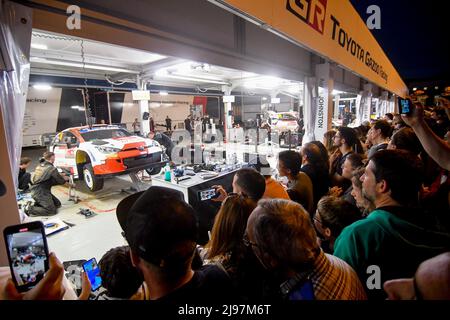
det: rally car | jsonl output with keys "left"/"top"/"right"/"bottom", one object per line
{"left": 267, "top": 111, "right": 299, "bottom": 133}
{"left": 49, "top": 125, "right": 168, "bottom": 191}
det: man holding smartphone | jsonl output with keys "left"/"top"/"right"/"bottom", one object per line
{"left": 402, "top": 97, "right": 450, "bottom": 171}
{"left": 26, "top": 152, "right": 69, "bottom": 217}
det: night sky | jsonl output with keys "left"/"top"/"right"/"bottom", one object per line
{"left": 350, "top": 0, "right": 450, "bottom": 84}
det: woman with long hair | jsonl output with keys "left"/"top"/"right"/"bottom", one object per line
{"left": 203, "top": 194, "right": 257, "bottom": 272}
{"left": 323, "top": 130, "right": 338, "bottom": 155}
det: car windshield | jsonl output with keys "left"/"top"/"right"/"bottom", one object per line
{"left": 80, "top": 128, "right": 132, "bottom": 141}
{"left": 278, "top": 114, "right": 297, "bottom": 121}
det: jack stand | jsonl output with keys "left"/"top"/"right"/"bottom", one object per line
{"left": 121, "top": 170, "right": 148, "bottom": 194}
{"left": 68, "top": 175, "right": 80, "bottom": 204}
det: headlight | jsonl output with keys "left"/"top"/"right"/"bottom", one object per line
{"left": 95, "top": 146, "right": 121, "bottom": 154}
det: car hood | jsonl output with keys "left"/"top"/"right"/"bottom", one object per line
{"left": 89, "top": 136, "right": 159, "bottom": 150}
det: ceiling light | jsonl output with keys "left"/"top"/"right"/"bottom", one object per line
{"left": 157, "top": 73, "right": 230, "bottom": 85}
{"left": 435, "top": 86, "right": 439, "bottom": 90}
{"left": 262, "top": 97, "right": 267, "bottom": 101}
{"left": 171, "top": 62, "right": 195, "bottom": 73}
{"left": 33, "top": 83, "right": 52, "bottom": 90}
{"left": 244, "top": 76, "right": 286, "bottom": 90}
{"left": 30, "top": 57, "right": 140, "bottom": 74}
{"left": 31, "top": 43, "right": 48, "bottom": 50}
{"left": 413, "top": 87, "right": 417, "bottom": 91}
{"left": 155, "top": 69, "right": 168, "bottom": 76}
{"left": 424, "top": 87, "right": 428, "bottom": 90}
{"left": 159, "top": 91, "right": 168, "bottom": 96}
{"left": 71, "top": 105, "right": 81, "bottom": 109}
{"left": 78, "top": 107, "right": 86, "bottom": 111}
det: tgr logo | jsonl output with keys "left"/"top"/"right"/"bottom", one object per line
{"left": 286, "top": 0, "right": 327, "bottom": 34}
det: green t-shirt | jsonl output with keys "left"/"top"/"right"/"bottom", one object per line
{"left": 334, "top": 207, "right": 450, "bottom": 299}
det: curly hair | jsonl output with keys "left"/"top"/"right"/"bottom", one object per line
{"left": 99, "top": 246, "right": 143, "bottom": 299}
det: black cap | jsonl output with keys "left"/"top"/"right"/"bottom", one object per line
{"left": 116, "top": 186, "right": 198, "bottom": 265}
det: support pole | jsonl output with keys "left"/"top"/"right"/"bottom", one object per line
{"left": 136, "top": 76, "right": 150, "bottom": 136}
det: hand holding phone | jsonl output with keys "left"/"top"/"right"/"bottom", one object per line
{"left": 198, "top": 188, "right": 220, "bottom": 201}
{"left": 401, "top": 98, "right": 424, "bottom": 128}
{"left": 211, "top": 185, "right": 228, "bottom": 202}
{"left": 82, "top": 258, "right": 102, "bottom": 291}
{"left": 398, "top": 97, "right": 415, "bottom": 116}
{"left": 3, "top": 252, "right": 66, "bottom": 300}
{"left": 3, "top": 221, "right": 50, "bottom": 292}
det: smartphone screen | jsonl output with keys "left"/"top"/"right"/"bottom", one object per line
{"left": 3, "top": 221, "right": 49, "bottom": 292}
{"left": 289, "top": 279, "right": 315, "bottom": 300}
{"left": 398, "top": 98, "right": 413, "bottom": 115}
{"left": 82, "top": 258, "right": 102, "bottom": 291}
{"left": 199, "top": 188, "right": 217, "bottom": 201}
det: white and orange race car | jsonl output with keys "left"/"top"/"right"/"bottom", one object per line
{"left": 49, "top": 125, "right": 168, "bottom": 191}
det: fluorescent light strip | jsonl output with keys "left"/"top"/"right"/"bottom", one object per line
{"left": 31, "top": 43, "right": 48, "bottom": 50}
{"left": 33, "top": 84, "right": 52, "bottom": 90}
{"left": 160, "top": 74, "right": 229, "bottom": 85}
{"left": 171, "top": 72, "right": 223, "bottom": 82}
{"left": 31, "top": 58, "right": 140, "bottom": 74}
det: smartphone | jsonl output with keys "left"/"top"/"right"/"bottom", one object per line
{"left": 198, "top": 188, "right": 219, "bottom": 201}
{"left": 398, "top": 97, "right": 415, "bottom": 116}
{"left": 288, "top": 279, "right": 315, "bottom": 300}
{"left": 64, "top": 259, "right": 87, "bottom": 294}
{"left": 3, "top": 221, "right": 50, "bottom": 292}
{"left": 82, "top": 258, "right": 102, "bottom": 291}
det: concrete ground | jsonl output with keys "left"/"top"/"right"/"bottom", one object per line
{"left": 19, "top": 141, "right": 292, "bottom": 263}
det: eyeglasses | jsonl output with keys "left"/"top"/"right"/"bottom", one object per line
{"left": 314, "top": 210, "right": 322, "bottom": 225}
{"left": 243, "top": 234, "right": 258, "bottom": 248}
{"left": 313, "top": 216, "right": 322, "bottom": 226}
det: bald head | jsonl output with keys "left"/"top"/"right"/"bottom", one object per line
{"left": 416, "top": 252, "right": 450, "bottom": 300}
{"left": 384, "top": 252, "right": 450, "bottom": 300}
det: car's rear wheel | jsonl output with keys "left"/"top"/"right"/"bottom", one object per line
{"left": 83, "top": 164, "right": 104, "bottom": 192}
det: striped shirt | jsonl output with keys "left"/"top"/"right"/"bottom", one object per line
{"left": 281, "top": 250, "right": 367, "bottom": 300}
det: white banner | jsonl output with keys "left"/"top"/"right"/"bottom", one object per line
{"left": 313, "top": 63, "right": 330, "bottom": 141}
{"left": 23, "top": 87, "right": 62, "bottom": 146}
{"left": 314, "top": 86, "right": 328, "bottom": 141}
{"left": 302, "top": 77, "right": 316, "bottom": 144}
{"left": 362, "top": 92, "right": 372, "bottom": 123}
{"left": 355, "top": 92, "right": 363, "bottom": 126}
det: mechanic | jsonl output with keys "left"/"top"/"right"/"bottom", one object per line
{"left": 25, "top": 152, "right": 69, "bottom": 217}
{"left": 165, "top": 116, "right": 172, "bottom": 132}
{"left": 148, "top": 131, "right": 175, "bottom": 160}
{"left": 18, "top": 157, "right": 32, "bottom": 191}
{"left": 132, "top": 118, "right": 140, "bottom": 135}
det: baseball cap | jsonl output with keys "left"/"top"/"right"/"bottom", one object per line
{"left": 116, "top": 186, "right": 198, "bottom": 265}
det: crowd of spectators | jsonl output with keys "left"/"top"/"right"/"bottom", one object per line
{"left": 2, "top": 98, "right": 450, "bottom": 301}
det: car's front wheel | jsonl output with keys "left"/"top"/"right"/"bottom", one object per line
{"left": 83, "top": 164, "right": 104, "bottom": 192}
{"left": 145, "top": 165, "right": 164, "bottom": 175}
